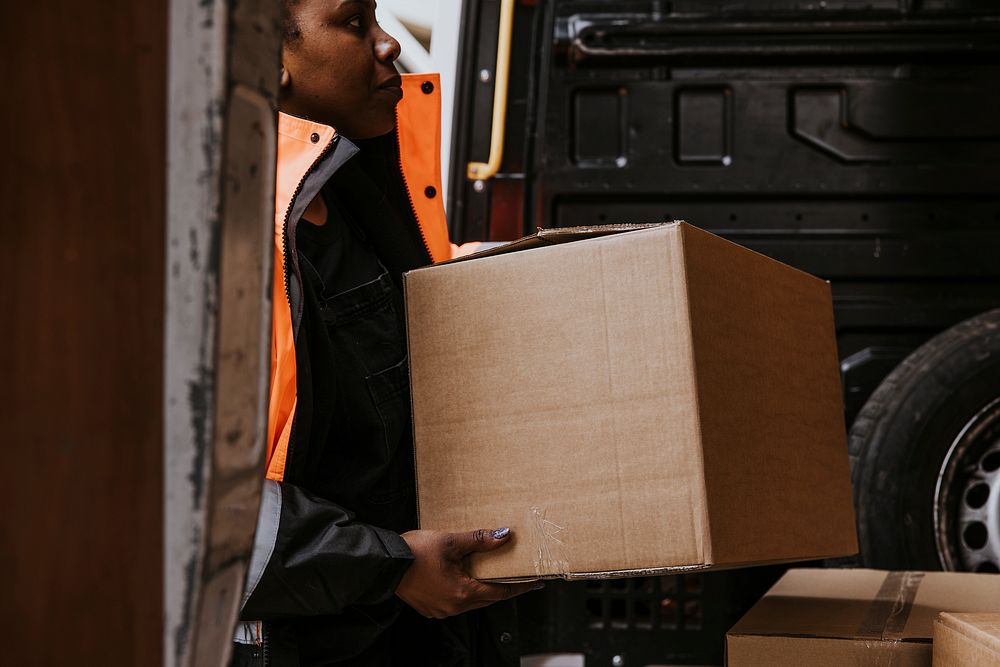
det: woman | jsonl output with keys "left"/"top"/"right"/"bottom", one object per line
{"left": 229, "top": 1, "right": 536, "bottom": 666}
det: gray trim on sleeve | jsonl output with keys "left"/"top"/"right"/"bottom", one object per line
{"left": 241, "top": 479, "right": 283, "bottom": 608}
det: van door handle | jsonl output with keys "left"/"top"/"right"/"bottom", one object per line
{"left": 467, "top": 0, "right": 515, "bottom": 183}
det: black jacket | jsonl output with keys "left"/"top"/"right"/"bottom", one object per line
{"left": 231, "top": 131, "right": 520, "bottom": 667}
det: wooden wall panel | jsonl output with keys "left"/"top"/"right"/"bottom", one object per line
{"left": 0, "top": 1, "right": 166, "bottom": 664}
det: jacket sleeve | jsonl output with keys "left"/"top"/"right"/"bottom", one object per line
{"left": 239, "top": 479, "right": 414, "bottom": 620}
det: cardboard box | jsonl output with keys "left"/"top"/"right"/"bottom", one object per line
{"left": 404, "top": 223, "right": 857, "bottom": 581}
{"left": 934, "top": 613, "right": 1000, "bottom": 666}
{"left": 727, "top": 569, "right": 1000, "bottom": 667}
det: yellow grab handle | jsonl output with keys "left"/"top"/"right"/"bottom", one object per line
{"left": 467, "top": 0, "right": 515, "bottom": 182}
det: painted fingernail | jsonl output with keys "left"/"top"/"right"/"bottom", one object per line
{"left": 491, "top": 527, "right": 510, "bottom": 540}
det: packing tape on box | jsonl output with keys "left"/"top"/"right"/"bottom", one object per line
{"left": 860, "top": 640, "right": 904, "bottom": 666}
{"left": 856, "top": 570, "right": 925, "bottom": 665}
{"left": 529, "top": 506, "right": 569, "bottom": 576}
{"left": 520, "top": 506, "right": 715, "bottom": 581}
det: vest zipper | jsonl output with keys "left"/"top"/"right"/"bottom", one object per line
{"left": 282, "top": 134, "right": 341, "bottom": 314}
{"left": 394, "top": 107, "right": 433, "bottom": 261}
{"left": 280, "top": 134, "right": 340, "bottom": 474}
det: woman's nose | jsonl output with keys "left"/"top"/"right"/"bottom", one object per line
{"left": 375, "top": 28, "right": 401, "bottom": 65}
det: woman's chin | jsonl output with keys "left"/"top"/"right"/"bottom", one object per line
{"left": 341, "top": 118, "right": 397, "bottom": 141}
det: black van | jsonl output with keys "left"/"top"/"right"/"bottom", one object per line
{"left": 447, "top": 1, "right": 1000, "bottom": 663}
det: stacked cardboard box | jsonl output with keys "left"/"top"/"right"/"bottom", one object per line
{"left": 727, "top": 569, "right": 1000, "bottom": 666}
{"left": 934, "top": 613, "right": 1000, "bottom": 666}
{"left": 404, "top": 223, "right": 857, "bottom": 581}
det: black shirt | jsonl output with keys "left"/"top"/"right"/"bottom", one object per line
{"left": 295, "top": 189, "right": 381, "bottom": 299}
{"left": 291, "top": 166, "right": 430, "bottom": 665}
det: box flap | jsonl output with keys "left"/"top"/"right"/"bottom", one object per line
{"left": 937, "top": 613, "right": 1000, "bottom": 653}
{"left": 727, "top": 634, "right": 930, "bottom": 667}
{"left": 440, "top": 222, "right": 675, "bottom": 264}
{"left": 729, "top": 569, "right": 890, "bottom": 640}
{"left": 729, "top": 569, "right": 1000, "bottom": 643}
{"left": 904, "top": 573, "right": 1000, "bottom": 639}
{"left": 487, "top": 555, "right": 850, "bottom": 584}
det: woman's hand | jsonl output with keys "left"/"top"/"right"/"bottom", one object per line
{"left": 396, "top": 527, "right": 541, "bottom": 618}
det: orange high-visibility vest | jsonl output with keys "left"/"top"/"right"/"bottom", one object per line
{"left": 266, "top": 73, "right": 455, "bottom": 481}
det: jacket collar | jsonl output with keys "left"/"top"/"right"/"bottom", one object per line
{"left": 278, "top": 112, "right": 336, "bottom": 144}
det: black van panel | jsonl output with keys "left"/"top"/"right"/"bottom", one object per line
{"left": 449, "top": 1, "right": 1000, "bottom": 663}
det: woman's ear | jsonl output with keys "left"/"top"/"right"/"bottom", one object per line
{"left": 280, "top": 66, "right": 290, "bottom": 89}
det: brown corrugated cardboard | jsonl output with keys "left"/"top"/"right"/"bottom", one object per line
{"left": 934, "top": 613, "right": 1000, "bottom": 666}
{"left": 727, "top": 569, "right": 1000, "bottom": 667}
{"left": 404, "top": 222, "right": 857, "bottom": 581}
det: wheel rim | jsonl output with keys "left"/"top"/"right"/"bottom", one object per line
{"left": 934, "top": 396, "right": 1000, "bottom": 572}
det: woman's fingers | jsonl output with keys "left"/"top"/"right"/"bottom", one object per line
{"left": 448, "top": 527, "right": 513, "bottom": 556}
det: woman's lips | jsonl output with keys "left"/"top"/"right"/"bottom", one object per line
{"left": 378, "top": 84, "right": 403, "bottom": 100}
{"left": 377, "top": 76, "right": 404, "bottom": 100}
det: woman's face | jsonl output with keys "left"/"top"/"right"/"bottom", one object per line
{"left": 281, "top": 0, "right": 403, "bottom": 139}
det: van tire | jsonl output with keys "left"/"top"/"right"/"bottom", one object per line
{"left": 849, "top": 308, "right": 1000, "bottom": 570}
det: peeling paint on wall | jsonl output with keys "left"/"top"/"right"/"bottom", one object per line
{"left": 165, "top": 0, "right": 281, "bottom": 665}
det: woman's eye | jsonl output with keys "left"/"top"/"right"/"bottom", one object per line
{"left": 347, "top": 15, "right": 362, "bottom": 29}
